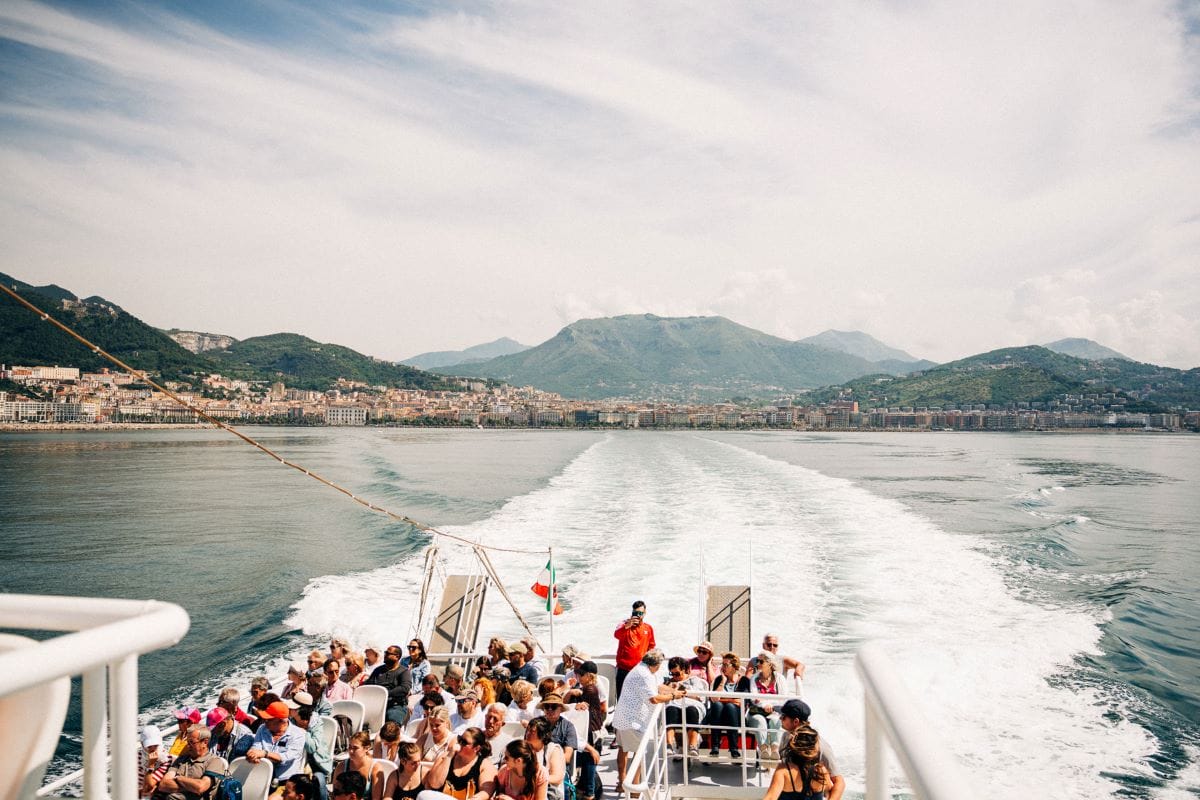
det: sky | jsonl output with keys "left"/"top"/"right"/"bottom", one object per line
{"left": 1, "top": 1, "right": 1199, "bottom": 368}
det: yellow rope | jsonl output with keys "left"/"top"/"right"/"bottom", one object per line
{"left": 0, "top": 282, "right": 549, "bottom": 556}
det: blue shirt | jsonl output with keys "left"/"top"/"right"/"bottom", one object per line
{"left": 251, "top": 722, "right": 307, "bottom": 780}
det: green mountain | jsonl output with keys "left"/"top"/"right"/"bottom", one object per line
{"left": 1043, "top": 337, "right": 1130, "bottom": 361}
{"left": 402, "top": 337, "right": 531, "bottom": 370}
{"left": 441, "top": 314, "right": 903, "bottom": 401}
{"left": 0, "top": 272, "right": 212, "bottom": 380}
{"left": 809, "top": 346, "right": 1200, "bottom": 410}
{"left": 209, "top": 333, "right": 450, "bottom": 391}
{"left": 1, "top": 272, "right": 451, "bottom": 392}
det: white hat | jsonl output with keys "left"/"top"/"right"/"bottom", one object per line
{"left": 140, "top": 724, "right": 163, "bottom": 749}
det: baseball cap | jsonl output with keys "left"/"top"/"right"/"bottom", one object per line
{"left": 140, "top": 725, "right": 162, "bottom": 749}
{"left": 205, "top": 708, "right": 230, "bottom": 728}
{"left": 779, "top": 699, "right": 811, "bottom": 721}
{"left": 455, "top": 689, "right": 480, "bottom": 702}
{"left": 506, "top": 642, "right": 528, "bottom": 656}
{"left": 256, "top": 700, "right": 291, "bottom": 720}
{"left": 284, "top": 691, "right": 314, "bottom": 709}
{"left": 173, "top": 707, "right": 202, "bottom": 724}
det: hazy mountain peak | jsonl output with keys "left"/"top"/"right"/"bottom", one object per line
{"left": 401, "top": 336, "right": 531, "bottom": 370}
{"left": 798, "top": 329, "right": 921, "bottom": 363}
{"left": 1043, "top": 338, "right": 1130, "bottom": 361}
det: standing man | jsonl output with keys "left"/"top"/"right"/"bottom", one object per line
{"left": 777, "top": 700, "right": 844, "bottom": 800}
{"left": 613, "top": 600, "right": 655, "bottom": 699}
{"left": 610, "top": 650, "right": 680, "bottom": 794}
{"left": 366, "top": 644, "right": 413, "bottom": 726}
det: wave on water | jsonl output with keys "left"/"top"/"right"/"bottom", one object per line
{"left": 284, "top": 432, "right": 1158, "bottom": 799}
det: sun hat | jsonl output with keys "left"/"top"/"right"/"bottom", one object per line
{"left": 287, "top": 661, "right": 306, "bottom": 676}
{"left": 538, "top": 693, "right": 565, "bottom": 709}
{"left": 693, "top": 641, "right": 714, "bottom": 656}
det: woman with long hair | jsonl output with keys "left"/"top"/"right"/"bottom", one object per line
{"left": 384, "top": 741, "right": 427, "bottom": 800}
{"left": 417, "top": 726, "right": 495, "bottom": 800}
{"left": 763, "top": 726, "right": 833, "bottom": 800}
{"left": 419, "top": 707, "right": 455, "bottom": 762}
{"left": 332, "top": 731, "right": 389, "bottom": 800}
{"left": 403, "top": 638, "right": 431, "bottom": 690}
{"left": 494, "top": 740, "right": 548, "bottom": 800}
{"left": 523, "top": 718, "right": 565, "bottom": 800}
{"left": 703, "top": 652, "right": 751, "bottom": 759}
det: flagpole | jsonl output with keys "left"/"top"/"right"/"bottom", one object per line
{"left": 548, "top": 547, "right": 556, "bottom": 653}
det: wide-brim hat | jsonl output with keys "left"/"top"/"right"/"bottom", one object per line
{"left": 538, "top": 692, "right": 566, "bottom": 709}
{"left": 693, "top": 641, "right": 715, "bottom": 656}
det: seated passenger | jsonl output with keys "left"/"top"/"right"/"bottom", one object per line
{"left": 281, "top": 663, "right": 308, "bottom": 700}
{"left": 345, "top": 651, "right": 369, "bottom": 688}
{"left": 451, "top": 689, "right": 486, "bottom": 733}
{"left": 483, "top": 703, "right": 514, "bottom": 761}
{"left": 763, "top": 726, "right": 832, "bottom": 800}
{"left": 523, "top": 719, "right": 565, "bottom": 800}
{"left": 778, "top": 700, "right": 844, "bottom": 799}
{"left": 746, "top": 651, "right": 787, "bottom": 759}
{"left": 505, "top": 680, "right": 539, "bottom": 726}
{"left": 325, "top": 658, "right": 355, "bottom": 703}
{"left": 418, "top": 707, "right": 456, "bottom": 762}
{"left": 205, "top": 707, "right": 252, "bottom": 762}
{"left": 403, "top": 639, "right": 432, "bottom": 691}
{"left": 418, "top": 726, "right": 496, "bottom": 800}
{"left": 371, "top": 720, "right": 402, "bottom": 762}
{"left": 505, "top": 643, "right": 540, "bottom": 686}
{"left": 383, "top": 741, "right": 427, "bottom": 800}
{"left": 702, "top": 652, "right": 750, "bottom": 758}
{"left": 149, "top": 727, "right": 221, "bottom": 800}
{"left": 687, "top": 642, "right": 718, "bottom": 686}
{"left": 663, "top": 656, "right": 706, "bottom": 758}
{"left": 493, "top": 740, "right": 548, "bottom": 800}
{"left": 331, "top": 731, "right": 388, "bottom": 800}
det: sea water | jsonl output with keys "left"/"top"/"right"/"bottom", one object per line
{"left": 1, "top": 428, "right": 1196, "bottom": 798}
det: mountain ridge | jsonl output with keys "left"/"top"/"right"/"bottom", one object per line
{"left": 402, "top": 337, "right": 531, "bottom": 370}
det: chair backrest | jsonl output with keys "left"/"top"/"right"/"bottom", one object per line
{"left": 354, "top": 684, "right": 389, "bottom": 736}
{"left": 318, "top": 714, "right": 338, "bottom": 755}
{"left": 563, "top": 709, "right": 588, "bottom": 748}
{"left": 228, "top": 757, "right": 273, "bottom": 800}
{"left": 374, "top": 758, "right": 398, "bottom": 786}
{"left": 331, "top": 699, "right": 366, "bottom": 733}
{"left": 595, "top": 675, "right": 613, "bottom": 724}
{"left": 500, "top": 722, "right": 526, "bottom": 740}
{"left": 403, "top": 717, "right": 425, "bottom": 742}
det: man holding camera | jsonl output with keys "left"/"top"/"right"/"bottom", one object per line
{"left": 613, "top": 600, "right": 656, "bottom": 699}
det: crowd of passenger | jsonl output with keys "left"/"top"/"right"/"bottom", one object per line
{"left": 138, "top": 600, "right": 843, "bottom": 800}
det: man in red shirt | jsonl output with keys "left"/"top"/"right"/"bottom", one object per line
{"left": 613, "top": 600, "right": 655, "bottom": 699}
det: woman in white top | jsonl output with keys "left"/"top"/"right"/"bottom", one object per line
{"left": 505, "top": 680, "right": 540, "bottom": 726}
{"left": 523, "top": 718, "right": 565, "bottom": 800}
{"left": 420, "top": 707, "right": 456, "bottom": 762}
{"left": 746, "top": 651, "right": 789, "bottom": 759}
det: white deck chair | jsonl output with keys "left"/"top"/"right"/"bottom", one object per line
{"left": 500, "top": 722, "right": 526, "bottom": 740}
{"left": 595, "top": 674, "right": 613, "bottom": 728}
{"left": 404, "top": 717, "right": 426, "bottom": 741}
{"left": 374, "top": 758, "right": 398, "bottom": 788}
{"left": 331, "top": 698, "right": 366, "bottom": 734}
{"left": 318, "top": 714, "right": 339, "bottom": 758}
{"left": 563, "top": 709, "right": 589, "bottom": 774}
{"left": 228, "top": 757, "right": 273, "bottom": 800}
{"left": 354, "top": 684, "right": 389, "bottom": 736}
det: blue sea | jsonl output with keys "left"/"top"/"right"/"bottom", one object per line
{"left": 1, "top": 428, "right": 1197, "bottom": 798}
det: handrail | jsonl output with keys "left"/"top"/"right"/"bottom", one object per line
{"left": 856, "top": 643, "right": 976, "bottom": 800}
{"left": 0, "top": 594, "right": 190, "bottom": 800}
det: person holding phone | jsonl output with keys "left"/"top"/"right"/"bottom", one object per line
{"left": 613, "top": 600, "right": 656, "bottom": 699}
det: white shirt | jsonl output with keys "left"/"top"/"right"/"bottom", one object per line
{"left": 505, "top": 701, "right": 539, "bottom": 725}
{"left": 611, "top": 663, "right": 660, "bottom": 733}
{"left": 450, "top": 708, "right": 485, "bottom": 733}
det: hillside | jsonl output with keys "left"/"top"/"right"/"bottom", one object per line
{"left": 209, "top": 333, "right": 451, "bottom": 391}
{"left": 1, "top": 272, "right": 212, "bottom": 380}
{"left": 810, "top": 346, "right": 1200, "bottom": 410}
{"left": 798, "top": 329, "right": 923, "bottom": 364}
{"left": 402, "top": 337, "right": 531, "bottom": 370}
{"left": 1043, "top": 338, "right": 1130, "bottom": 361}
{"left": 442, "top": 314, "right": 902, "bottom": 401}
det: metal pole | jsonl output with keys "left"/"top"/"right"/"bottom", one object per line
{"left": 82, "top": 665, "right": 109, "bottom": 800}
{"left": 109, "top": 655, "right": 139, "bottom": 800}
{"left": 547, "top": 548, "right": 555, "bottom": 653}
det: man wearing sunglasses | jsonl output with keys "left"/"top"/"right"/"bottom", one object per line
{"left": 751, "top": 634, "right": 805, "bottom": 679}
{"left": 613, "top": 600, "right": 656, "bottom": 698}
{"left": 365, "top": 644, "right": 413, "bottom": 726}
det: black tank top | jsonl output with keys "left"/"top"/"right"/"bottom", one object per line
{"left": 779, "top": 766, "right": 820, "bottom": 800}
{"left": 445, "top": 753, "right": 485, "bottom": 791}
{"left": 392, "top": 777, "right": 423, "bottom": 800}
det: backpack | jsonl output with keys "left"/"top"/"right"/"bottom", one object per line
{"left": 204, "top": 770, "right": 244, "bottom": 800}
{"left": 332, "top": 713, "right": 356, "bottom": 757}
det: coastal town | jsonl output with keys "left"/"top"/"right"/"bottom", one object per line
{"left": 2, "top": 363, "right": 1194, "bottom": 432}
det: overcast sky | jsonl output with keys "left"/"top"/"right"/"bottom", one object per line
{"left": 2, "top": 1, "right": 1198, "bottom": 367}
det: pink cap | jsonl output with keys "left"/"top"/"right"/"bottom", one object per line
{"left": 206, "top": 707, "right": 230, "bottom": 728}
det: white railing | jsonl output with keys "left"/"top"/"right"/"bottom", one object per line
{"left": 0, "top": 595, "right": 190, "bottom": 800}
{"left": 620, "top": 647, "right": 977, "bottom": 800}
{"left": 856, "top": 643, "right": 975, "bottom": 800}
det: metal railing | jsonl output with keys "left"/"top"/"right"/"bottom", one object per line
{"left": 619, "top": 648, "right": 976, "bottom": 800}
{"left": 0, "top": 595, "right": 190, "bottom": 800}
{"left": 856, "top": 643, "right": 975, "bottom": 800}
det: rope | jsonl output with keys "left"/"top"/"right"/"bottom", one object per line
{"left": 0, "top": 282, "right": 549, "bottom": 556}
{"left": 474, "top": 547, "right": 544, "bottom": 653}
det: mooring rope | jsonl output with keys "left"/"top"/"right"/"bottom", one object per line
{"left": 0, "top": 282, "right": 549, "bottom": 556}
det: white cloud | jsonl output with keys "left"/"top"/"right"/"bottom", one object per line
{"left": 1, "top": 0, "right": 1198, "bottom": 366}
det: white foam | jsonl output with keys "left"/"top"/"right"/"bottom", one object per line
{"left": 286, "top": 432, "right": 1159, "bottom": 799}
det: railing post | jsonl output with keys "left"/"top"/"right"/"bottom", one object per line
{"left": 109, "top": 655, "right": 139, "bottom": 800}
{"left": 863, "top": 697, "right": 887, "bottom": 800}
{"left": 83, "top": 666, "right": 109, "bottom": 800}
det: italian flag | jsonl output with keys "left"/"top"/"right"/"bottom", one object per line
{"left": 531, "top": 559, "right": 563, "bottom": 615}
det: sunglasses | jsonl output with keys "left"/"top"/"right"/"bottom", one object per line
{"left": 408, "top": 645, "right": 420, "bottom": 650}
{"left": 458, "top": 737, "right": 474, "bottom": 746}
{"left": 764, "top": 642, "right": 779, "bottom": 649}
{"left": 422, "top": 704, "right": 437, "bottom": 710}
